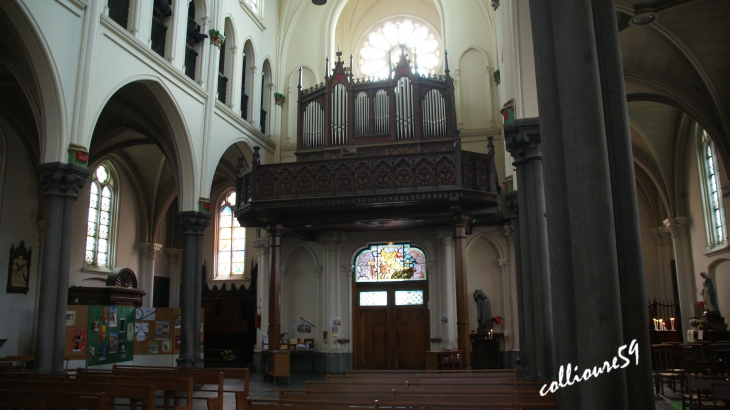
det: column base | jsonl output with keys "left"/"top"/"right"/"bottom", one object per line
{"left": 176, "top": 357, "right": 204, "bottom": 368}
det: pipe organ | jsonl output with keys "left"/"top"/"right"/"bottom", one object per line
{"left": 295, "top": 49, "right": 457, "bottom": 161}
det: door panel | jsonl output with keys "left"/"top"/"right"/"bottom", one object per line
{"left": 395, "top": 307, "right": 427, "bottom": 369}
{"left": 360, "top": 308, "right": 388, "bottom": 369}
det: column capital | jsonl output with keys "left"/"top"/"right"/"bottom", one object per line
{"left": 140, "top": 243, "right": 163, "bottom": 259}
{"left": 166, "top": 248, "right": 183, "bottom": 263}
{"left": 426, "top": 261, "right": 438, "bottom": 275}
{"left": 341, "top": 265, "right": 353, "bottom": 277}
{"left": 498, "top": 258, "right": 509, "bottom": 271}
{"left": 503, "top": 225, "right": 514, "bottom": 237}
{"left": 318, "top": 231, "right": 346, "bottom": 251}
{"left": 504, "top": 117, "right": 542, "bottom": 164}
{"left": 663, "top": 217, "right": 690, "bottom": 238}
{"left": 433, "top": 231, "right": 454, "bottom": 248}
{"left": 314, "top": 265, "right": 323, "bottom": 277}
{"left": 176, "top": 211, "right": 211, "bottom": 235}
{"left": 36, "top": 162, "right": 91, "bottom": 198}
{"left": 254, "top": 237, "right": 270, "bottom": 254}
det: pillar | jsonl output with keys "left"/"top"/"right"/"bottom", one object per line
{"left": 452, "top": 214, "right": 470, "bottom": 369}
{"left": 319, "top": 232, "right": 346, "bottom": 352}
{"left": 505, "top": 118, "right": 554, "bottom": 381}
{"left": 176, "top": 211, "right": 210, "bottom": 367}
{"left": 651, "top": 227, "right": 673, "bottom": 302}
{"left": 501, "top": 224, "right": 519, "bottom": 353}
{"left": 664, "top": 217, "right": 695, "bottom": 331}
{"left": 35, "top": 162, "right": 90, "bottom": 373}
{"left": 267, "top": 225, "right": 283, "bottom": 352}
{"left": 254, "top": 237, "right": 269, "bottom": 351}
{"left": 139, "top": 243, "right": 163, "bottom": 307}
{"left": 435, "top": 232, "right": 457, "bottom": 350}
{"left": 505, "top": 190, "right": 527, "bottom": 379}
{"left": 529, "top": 1, "right": 632, "bottom": 407}
{"left": 166, "top": 248, "right": 183, "bottom": 308}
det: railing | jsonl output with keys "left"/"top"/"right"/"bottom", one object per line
{"left": 108, "top": 0, "right": 130, "bottom": 29}
{"left": 260, "top": 109, "right": 267, "bottom": 134}
{"left": 295, "top": 50, "right": 457, "bottom": 161}
{"left": 237, "top": 138, "right": 499, "bottom": 207}
{"left": 151, "top": 17, "right": 167, "bottom": 57}
{"left": 184, "top": 45, "right": 198, "bottom": 81}
{"left": 218, "top": 73, "right": 228, "bottom": 104}
{"left": 241, "top": 93, "right": 249, "bottom": 120}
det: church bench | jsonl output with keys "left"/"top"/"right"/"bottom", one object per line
{"left": 1, "top": 379, "right": 157, "bottom": 410}
{"left": 314, "top": 375, "right": 516, "bottom": 385}
{"left": 297, "top": 382, "right": 517, "bottom": 394}
{"left": 109, "top": 368, "right": 226, "bottom": 410}
{"left": 0, "top": 389, "right": 111, "bottom": 410}
{"left": 74, "top": 372, "right": 194, "bottom": 410}
{"left": 278, "top": 389, "right": 520, "bottom": 406}
{"left": 246, "top": 397, "right": 547, "bottom": 410}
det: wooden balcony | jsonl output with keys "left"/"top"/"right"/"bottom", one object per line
{"left": 235, "top": 142, "right": 500, "bottom": 234}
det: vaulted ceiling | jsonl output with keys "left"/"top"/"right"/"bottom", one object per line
{"left": 617, "top": 0, "right": 730, "bottom": 219}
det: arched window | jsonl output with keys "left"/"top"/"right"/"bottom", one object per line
{"left": 358, "top": 19, "right": 441, "bottom": 79}
{"left": 354, "top": 243, "right": 426, "bottom": 282}
{"left": 699, "top": 130, "right": 727, "bottom": 248}
{"left": 217, "top": 191, "right": 246, "bottom": 277}
{"left": 86, "top": 164, "right": 117, "bottom": 268}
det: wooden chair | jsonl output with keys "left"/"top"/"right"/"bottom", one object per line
{"left": 711, "top": 381, "right": 730, "bottom": 409}
{"left": 683, "top": 374, "right": 725, "bottom": 410}
{"left": 652, "top": 344, "right": 684, "bottom": 395}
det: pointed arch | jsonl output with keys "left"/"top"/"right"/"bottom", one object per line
{"left": 283, "top": 242, "right": 320, "bottom": 272}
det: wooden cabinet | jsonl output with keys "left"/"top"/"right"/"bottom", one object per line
{"left": 262, "top": 351, "right": 290, "bottom": 384}
{"left": 470, "top": 334, "right": 502, "bottom": 369}
{"left": 425, "top": 350, "right": 463, "bottom": 370}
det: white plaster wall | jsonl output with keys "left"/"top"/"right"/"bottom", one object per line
{"left": 0, "top": 117, "right": 41, "bottom": 356}
{"left": 281, "top": 243, "right": 320, "bottom": 341}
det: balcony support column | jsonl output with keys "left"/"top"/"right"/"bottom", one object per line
{"left": 452, "top": 214, "right": 470, "bottom": 369}
{"left": 267, "top": 224, "right": 283, "bottom": 352}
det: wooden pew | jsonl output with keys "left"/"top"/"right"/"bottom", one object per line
{"left": 1, "top": 379, "right": 156, "bottom": 410}
{"left": 246, "top": 397, "right": 546, "bottom": 410}
{"left": 74, "top": 372, "right": 194, "bottom": 410}
{"left": 112, "top": 364, "right": 250, "bottom": 410}
{"left": 0, "top": 389, "right": 111, "bottom": 410}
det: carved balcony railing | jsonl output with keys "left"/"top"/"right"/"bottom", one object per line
{"left": 235, "top": 138, "right": 500, "bottom": 231}
{"left": 295, "top": 50, "right": 458, "bottom": 162}
{"left": 108, "top": 0, "right": 130, "bottom": 29}
{"left": 151, "top": 16, "right": 167, "bottom": 57}
{"left": 184, "top": 45, "right": 198, "bottom": 81}
{"left": 218, "top": 73, "right": 228, "bottom": 104}
{"left": 241, "top": 93, "right": 249, "bottom": 120}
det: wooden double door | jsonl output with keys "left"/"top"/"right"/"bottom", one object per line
{"left": 354, "top": 284, "right": 429, "bottom": 369}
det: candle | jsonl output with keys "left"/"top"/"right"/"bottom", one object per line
{"left": 653, "top": 319, "right": 658, "bottom": 331}
{"left": 671, "top": 318, "right": 675, "bottom": 331}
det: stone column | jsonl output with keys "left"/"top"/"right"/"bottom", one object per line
{"left": 176, "top": 211, "right": 210, "bottom": 367}
{"left": 664, "top": 217, "right": 695, "bottom": 331}
{"left": 166, "top": 248, "right": 183, "bottom": 308}
{"left": 504, "top": 118, "right": 554, "bottom": 381}
{"left": 228, "top": 45, "right": 239, "bottom": 110}
{"left": 502, "top": 225, "right": 519, "bottom": 353}
{"left": 319, "top": 232, "right": 346, "bottom": 355}
{"left": 593, "top": 1, "right": 655, "bottom": 406}
{"left": 452, "top": 215, "right": 470, "bottom": 369}
{"left": 254, "top": 237, "right": 269, "bottom": 350}
{"left": 505, "top": 191, "right": 527, "bottom": 379}
{"left": 651, "top": 227, "right": 673, "bottom": 302}
{"left": 139, "top": 243, "right": 163, "bottom": 307}
{"left": 529, "top": 1, "right": 631, "bottom": 407}
{"left": 435, "top": 232, "right": 457, "bottom": 350}
{"left": 267, "top": 225, "right": 283, "bottom": 352}
{"left": 35, "top": 162, "right": 89, "bottom": 373}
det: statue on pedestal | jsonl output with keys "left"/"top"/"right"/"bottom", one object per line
{"left": 473, "top": 290, "right": 493, "bottom": 334}
{"left": 700, "top": 272, "right": 719, "bottom": 314}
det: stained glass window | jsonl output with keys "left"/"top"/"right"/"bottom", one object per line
{"left": 360, "top": 291, "right": 388, "bottom": 306}
{"left": 395, "top": 290, "right": 424, "bottom": 306}
{"left": 359, "top": 19, "right": 441, "bottom": 79}
{"left": 86, "top": 164, "right": 114, "bottom": 267}
{"left": 355, "top": 243, "right": 426, "bottom": 282}
{"left": 701, "top": 131, "right": 726, "bottom": 247}
{"left": 218, "top": 191, "right": 245, "bottom": 277}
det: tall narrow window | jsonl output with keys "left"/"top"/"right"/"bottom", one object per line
{"left": 86, "top": 164, "right": 116, "bottom": 268}
{"left": 218, "top": 191, "right": 245, "bottom": 277}
{"left": 700, "top": 130, "right": 726, "bottom": 248}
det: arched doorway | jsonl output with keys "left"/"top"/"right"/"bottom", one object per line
{"left": 352, "top": 243, "right": 429, "bottom": 369}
